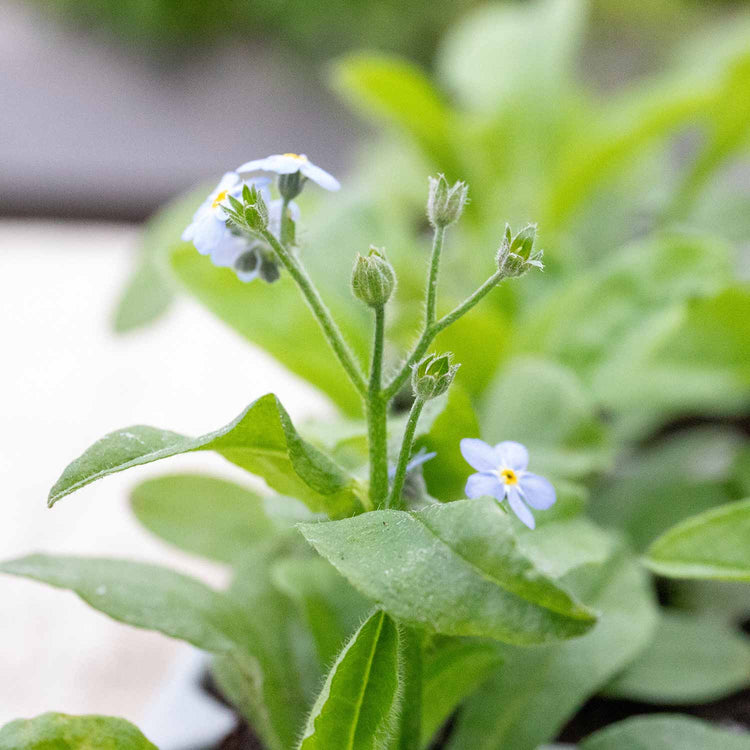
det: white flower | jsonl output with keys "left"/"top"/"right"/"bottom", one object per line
{"left": 460, "top": 438, "right": 556, "bottom": 530}
{"left": 181, "top": 172, "right": 244, "bottom": 258}
{"left": 236, "top": 153, "right": 340, "bottom": 191}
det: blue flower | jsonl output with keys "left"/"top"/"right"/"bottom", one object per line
{"left": 460, "top": 438, "right": 556, "bottom": 529}
{"left": 236, "top": 153, "right": 340, "bottom": 192}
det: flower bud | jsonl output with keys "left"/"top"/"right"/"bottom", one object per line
{"left": 236, "top": 183, "right": 269, "bottom": 231}
{"left": 412, "top": 352, "right": 460, "bottom": 400}
{"left": 351, "top": 246, "right": 396, "bottom": 308}
{"left": 259, "top": 254, "right": 281, "bottom": 283}
{"left": 496, "top": 223, "right": 544, "bottom": 278}
{"left": 427, "top": 174, "right": 468, "bottom": 228}
{"left": 278, "top": 171, "right": 305, "bottom": 201}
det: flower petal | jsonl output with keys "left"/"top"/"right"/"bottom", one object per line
{"left": 465, "top": 472, "right": 503, "bottom": 500}
{"left": 460, "top": 438, "right": 500, "bottom": 472}
{"left": 236, "top": 154, "right": 303, "bottom": 175}
{"left": 495, "top": 441, "right": 529, "bottom": 471}
{"left": 301, "top": 162, "right": 340, "bottom": 191}
{"left": 506, "top": 488, "right": 535, "bottom": 529}
{"left": 192, "top": 215, "right": 228, "bottom": 256}
{"left": 519, "top": 473, "right": 557, "bottom": 510}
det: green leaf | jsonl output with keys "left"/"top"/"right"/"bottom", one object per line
{"left": 299, "top": 610, "right": 401, "bottom": 750}
{"left": 331, "top": 54, "right": 458, "bottom": 178}
{"left": 590, "top": 427, "right": 742, "bottom": 551}
{"left": 299, "top": 498, "right": 596, "bottom": 645}
{"left": 113, "top": 185, "right": 208, "bottom": 333}
{"left": 447, "top": 548, "right": 657, "bottom": 750}
{"left": 49, "top": 393, "right": 364, "bottom": 519}
{"left": 437, "top": 0, "right": 585, "bottom": 112}
{"left": 0, "top": 713, "right": 158, "bottom": 750}
{"left": 271, "top": 556, "right": 371, "bottom": 668}
{"left": 130, "top": 474, "right": 277, "bottom": 563}
{"left": 421, "top": 638, "right": 503, "bottom": 747}
{"left": 645, "top": 497, "right": 750, "bottom": 581}
{"left": 606, "top": 609, "right": 750, "bottom": 704}
{"left": 170, "top": 244, "right": 368, "bottom": 417}
{"left": 580, "top": 715, "right": 750, "bottom": 750}
{"left": 0, "top": 554, "right": 239, "bottom": 651}
{"left": 480, "top": 357, "right": 611, "bottom": 479}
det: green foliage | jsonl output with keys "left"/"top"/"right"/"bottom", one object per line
{"left": 580, "top": 715, "right": 750, "bottom": 749}
{"left": 606, "top": 609, "right": 750, "bottom": 704}
{"left": 645, "top": 497, "right": 750, "bottom": 581}
{"left": 49, "top": 393, "right": 365, "bottom": 518}
{"left": 447, "top": 549, "right": 658, "bottom": 750}
{"left": 130, "top": 474, "right": 276, "bottom": 563}
{"left": 299, "top": 499, "right": 596, "bottom": 645}
{"left": 0, "top": 713, "right": 157, "bottom": 750}
{"left": 299, "top": 610, "right": 401, "bottom": 750}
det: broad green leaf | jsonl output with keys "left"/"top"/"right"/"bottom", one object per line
{"left": 415, "top": 385, "right": 479, "bottom": 501}
{"left": 49, "top": 393, "right": 364, "bottom": 519}
{"left": 0, "top": 713, "right": 158, "bottom": 750}
{"left": 590, "top": 427, "right": 743, "bottom": 550}
{"left": 299, "top": 610, "right": 401, "bottom": 750}
{"left": 331, "top": 54, "right": 459, "bottom": 178}
{"left": 299, "top": 498, "right": 596, "bottom": 645}
{"left": 606, "top": 609, "right": 750, "bottom": 704}
{"left": 480, "top": 357, "right": 611, "bottom": 479}
{"left": 170, "top": 244, "right": 368, "bottom": 417}
{"left": 645, "top": 497, "right": 750, "bottom": 581}
{"left": 131, "top": 474, "right": 276, "bottom": 563}
{"left": 421, "top": 638, "right": 503, "bottom": 747}
{"left": 0, "top": 554, "right": 238, "bottom": 652}
{"left": 271, "top": 557, "right": 370, "bottom": 667}
{"left": 580, "top": 715, "right": 750, "bottom": 750}
{"left": 447, "top": 548, "right": 658, "bottom": 750}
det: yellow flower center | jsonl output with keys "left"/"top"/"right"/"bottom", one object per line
{"left": 212, "top": 189, "right": 229, "bottom": 209}
{"left": 500, "top": 468, "right": 518, "bottom": 485}
{"left": 283, "top": 153, "right": 308, "bottom": 161}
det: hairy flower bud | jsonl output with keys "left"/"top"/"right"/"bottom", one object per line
{"left": 496, "top": 223, "right": 544, "bottom": 278}
{"left": 412, "top": 352, "right": 460, "bottom": 400}
{"left": 351, "top": 246, "right": 396, "bottom": 308}
{"left": 427, "top": 174, "right": 469, "bottom": 228}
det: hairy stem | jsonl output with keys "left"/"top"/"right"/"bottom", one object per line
{"left": 387, "top": 396, "right": 425, "bottom": 510}
{"left": 367, "top": 305, "right": 389, "bottom": 507}
{"left": 262, "top": 229, "right": 367, "bottom": 397}
{"left": 425, "top": 225, "right": 445, "bottom": 328}
{"left": 383, "top": 269, "right": 504, "bottom": 401}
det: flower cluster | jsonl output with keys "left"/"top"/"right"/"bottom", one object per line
{"left": 182, "top": 154, "right": 339, "bottom": 283}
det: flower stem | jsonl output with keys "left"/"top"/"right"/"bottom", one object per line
{"left": 262, "top": 229, "right": 367, "bottom": 397}
{"left": 425, "top": 225, "right": 445, "bottom": 328}
{"left": 367, "top": 305, "right": 389, "bottom": 507}
{"left": 383, "top": 269, "right": 504, "bottom": 401}
{"left": 279, "top": 196, "right": 292, "bottom": 246}
{"left": 387, "top": 396, "right": 425, "bottom": 509}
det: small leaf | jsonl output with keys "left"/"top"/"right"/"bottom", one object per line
{"left": 49, "top": 393, "right": 364, "bottom": 519}
{"left": 606, "top": 609, "right": 750, "bottom": 704}
{"left": 645, "top": 497, "right": 750, "bottom": 581}
{"left": 299, "top": 610, "right": 401, "bottom": 750}
{"left": 130, "top": 474, "right": 276, "bottom": 563}
{"left": 0, "top": 713, "right": 158, "bottom": 750}
{"left": 580, "top": 715, "right": 750, "bottom": 750}
{"left": 299, "top": 498, "right": 596, "bottom": 645}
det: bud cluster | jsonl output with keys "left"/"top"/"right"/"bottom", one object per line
{"left": 427, "top": 174, "right": 468, "bottom": 228}
{"left": 496, "top": 224, "right": 544, "bottom": 278}
{"left": 223, "top": 184, "right": 270, "bottom": 233}
{"left": 412, "top": 352, "right": 460, "bottom": 400}
{"left": 351, "top": 246, "right": 397, "bottom": 308}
